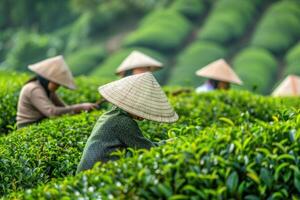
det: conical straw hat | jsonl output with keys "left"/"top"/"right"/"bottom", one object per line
{"left": 196, "top": 59, "right": 243, "bottom": 85}
{"left": 99, "top": 72, "right": 178, "bottom": 123}
{"left": 28, "top": 55, "right": 76, "bottom": 90}
{"left": 272, "top": 75, "right": 300, "bottom": 96}
{"left": 116, "top": 50, "right": 163, "bottom": 75}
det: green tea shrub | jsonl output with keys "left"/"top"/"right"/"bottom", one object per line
{"left": 90, "top": 47, "right": 166, "bottom": 82}
{"left": 0, "top": 72, "right": 29, "bottom": 133}
{"left": 251, "top": 1, "right": 300, "bottom": 54}
{"left": 169, "top": 0, "right": 206, "bottom": 20}
{"left": 9, "top": 109, "right": 300, "bottom": 199}
{"left": 198, "top": 0, "right": 260, "bottom": 44}
{"left": 0, "top": 31, "right": 62, "bottom": 71}
{"left": 0, "top": 111, "right": 102, "bottom": 197}
{"left": 124, "top": 10, "right": 191, "bottom": 52}
{"left": 168, "top": 41, "right": 226, "bottom": 86}
{"left": 284, "top": 42, "right": 300, "bottom": 76}
{"left": 66, "top": 45, "right": 107, "bottom": 76}
{"left": 232, "top": 47, "right": 277, "bottom": 94}
{"left": 0, "top": 0, "right": 74, "bottom": 32}
{"left": 1, "top": 90, "right": 298, "bottom": 196}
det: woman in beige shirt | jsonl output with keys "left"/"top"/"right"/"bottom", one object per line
{"left": 17, "top": 55, "right": 97, "bottom": 129}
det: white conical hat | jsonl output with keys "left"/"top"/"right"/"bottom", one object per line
{"left": 28, "top": 55, "right": 76, "bottom": 90}
{"left": 116, "top": 50, "right": 163, "bottom": 75}
{"left": 272, "top": 75, "right": 300, "bottom": 96}
{"left": 99, "top": 72, "right": 178, "bottom": 123}
{"left": 196, "top": 59, "right": 243, "bottom": 85}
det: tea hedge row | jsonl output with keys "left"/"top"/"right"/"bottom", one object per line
{"left": 198, "top": 0, "right": 263, "bottom": 45}
{"left": 232, "top": 47, "right": 277, "bottom": 94}
{"left": 9, "top": 107, "right": 300, "bottom": 199}
{"left": 66, "top": 44, "right": 107, "bottom": 76}
{"left": 123, "top": 10, "right": 192, "bottom": 52}
{"left": 283, "top": 42, "right": 300, "bottom": 76}
{"left": 0, "top": 72, "right": 109, "bottom": 133}
{"left": 1, "top": 90, "right": 299, "bottom": 196}
{"left": 168, "top": 41, "right": 226, "bottom": 86}
{"left": 251, "top": 0, "right": 300, "bottom": 55}
{"left": 169, "top": 0, "right": 207, "bottom": 20}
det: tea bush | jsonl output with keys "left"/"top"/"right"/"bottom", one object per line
{"left": 283, "top": 42, "right": 300, "bottom": 76}
{"left": 8, "top": 104, "right": 300, "bottom": 199}
{"left": 198, "top": 0, "right": 261, "bottom": 44}
{"left": 232, "top": 47, "right": 278, "bottom": 94}
{"left": 1, "top": 90, "right": 299, "bottom": 196}
{"left": 251, "top": 1, "right": 300, "bottom": 54}
{"left": 169, "top": 0, "right": 207, "bottom": 20}
{"left": 0, "top": 72, "right": 110, "bottom": 133}
{"left": 168, "top": 41, "right": 226, "bottom": 86}
{"left": 124, "top": 10, "right": 192, "bottom": 52}
{"left": 0, "top": 111, "right": 102, "bottom": 197}
{"left": 66, "top": 44, "right": 107, "bottom": 76}
{"left": 0, "top": 72, "right": 29, "bottom": 133}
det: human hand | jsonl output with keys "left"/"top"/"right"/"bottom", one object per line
{"left": 79, "top": 103, "right": 98, "bottom": 112}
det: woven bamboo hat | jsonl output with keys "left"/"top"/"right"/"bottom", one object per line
{"left": 116, "top": 50, "right": 163, "bottom": 75}
{"left": 28, "top": 55, "right": 76, "bottom": 90}
{"left": 272, "top": 75, "right": 300, "bottom": 96}
{"left": 99, "top": 72, "right": 178, "bottom": 123}
{"left": 196, "top": 59, "right": 243, "bottom": 85}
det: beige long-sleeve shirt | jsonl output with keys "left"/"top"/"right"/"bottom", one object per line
{"left": 16, "top": 81, "right": 81, "bottom": 126}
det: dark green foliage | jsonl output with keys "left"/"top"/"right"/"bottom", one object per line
{"left": 124, "top": 10, "right": 192, "bottom": 52}
{"left": 0, "top": 0, "right": 75, "bottom": 32}
{"left": 0, "top": 111, "right": 101, "bottom": 197}
{"left": 0, "top": 31, "right": 63, "bottom": 71}
{"left": 4, "top": 91, "right": 300, "bottom": 199}
{"left": 1, "top": 90, "right": 299, "bottom": 197}
{"left": 169, "top": 0, "right": 206, "bottom": 20}
{"left": 198, "top": 0, "right": 261, "bottom": 44}
{"left": 0, "top": 72, "right": 29, "bottom": 133}
{"left": 168, "top": 41, "right": 226, "bottom": 86}
{"left": 284, "top": 43, "right": 300, "bottom": 76}
{"left": 66, "top": 45, "right": 107, "bottom": 76}
{"left": 251, "top": 1, "right": 300, "bottom": 54}
{"left": 232, "top": 47, "right": 277, "bottom": 94}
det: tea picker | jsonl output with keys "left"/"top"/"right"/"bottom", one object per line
{"left": 195, "top": 59, "right": 243, "bottom": 93}
{"left": 116, "top": 50, "right": 163, "bottom": 77}
{"left": 16, "top": 56, "right": 98, "bottom": 129}
{"left": 77, "top": 72, "right": 178, "bottom": 173}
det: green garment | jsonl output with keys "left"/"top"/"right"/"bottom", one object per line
{"left": 76, "top": 106, "right": 156, "bottom": 173}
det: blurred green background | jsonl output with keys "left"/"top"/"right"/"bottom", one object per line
{"left": 0, "top": 0, "right": 299, "bottom": 94}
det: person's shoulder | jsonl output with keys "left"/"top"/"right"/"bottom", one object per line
{"left": 106, "top": 111, "right": 136, "bottom": 129}
{"left": 22, "top": 81, "right": 42, "bottom": 91}
{"left": 23, "top": 81, "right": 46, "bottom": 98}
{"left": 20, "top": 81, "right": 40, "bottom": 94}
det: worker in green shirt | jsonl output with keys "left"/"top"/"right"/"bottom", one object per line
{"left": 77, "top": 72, "right": 178, "bottom": 173}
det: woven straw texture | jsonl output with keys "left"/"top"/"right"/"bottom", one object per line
{"left": 99, "top": 72, "right": 178, "bottom": 123}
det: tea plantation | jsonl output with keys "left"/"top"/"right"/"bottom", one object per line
{"left": 0, "top": 75, "right": 300, "bottom": 198}
{"left": 1, "top": 0, "right": 300, "bottom": 199}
